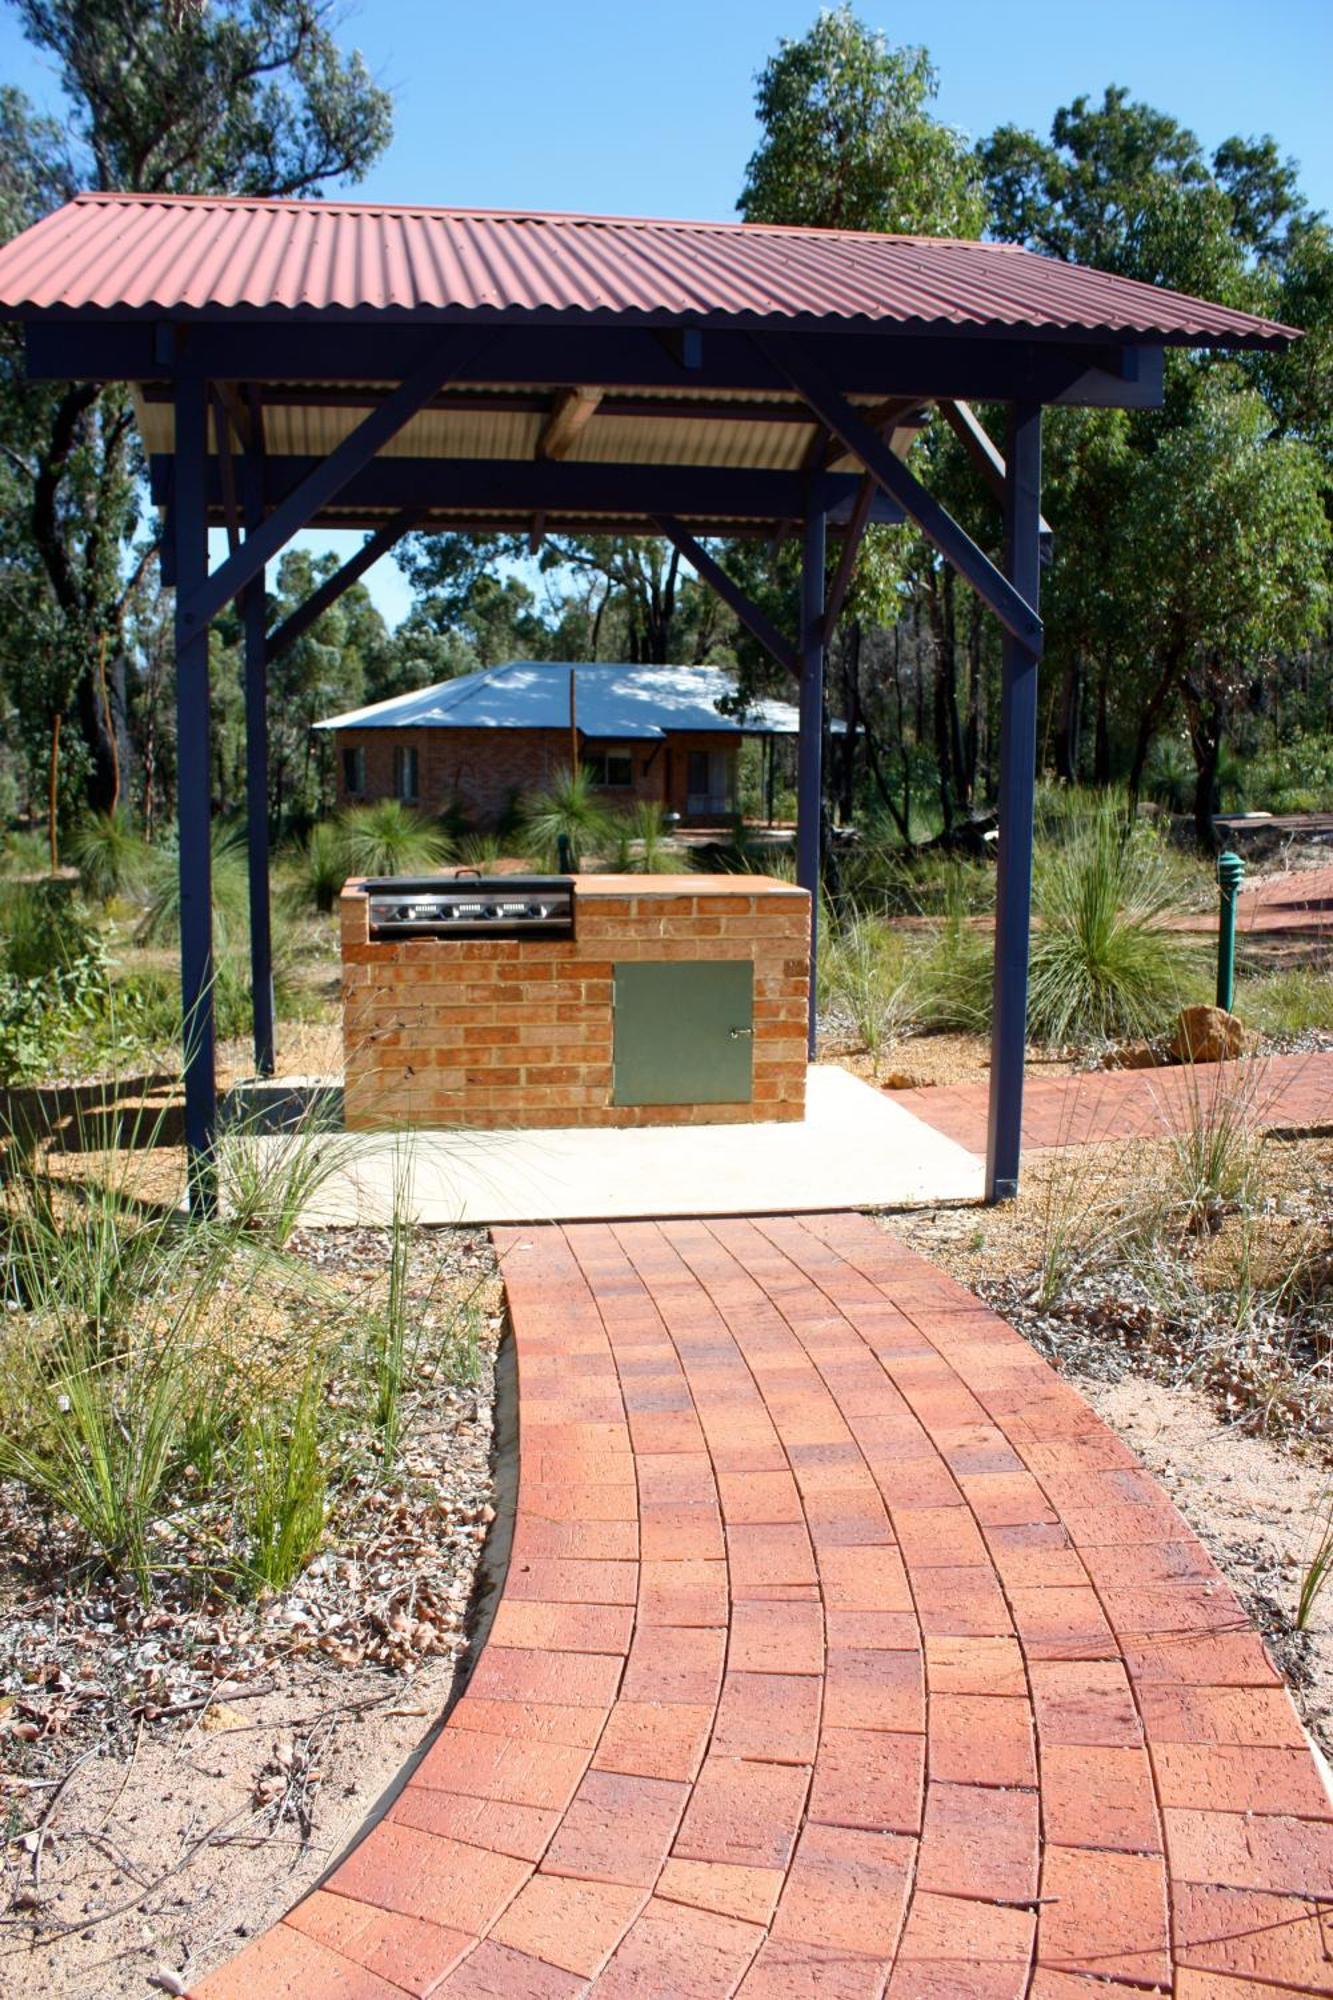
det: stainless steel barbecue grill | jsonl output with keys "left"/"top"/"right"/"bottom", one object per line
{"left": 364, "top": 875, "right": 575, "bottom": 939}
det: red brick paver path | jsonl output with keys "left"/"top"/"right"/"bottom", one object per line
{"left": 894, "top": 1049, "right": 1333, "bottom": 1159}
{"left": 1174, "top": 863, "right": 1333, "bottom": 939}
{"left": 192, "top": 1214, "right": 1333, "bottom": 1998}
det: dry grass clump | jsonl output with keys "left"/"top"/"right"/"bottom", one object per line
{"left": 0, "top": 1112, "right": 485, "bottom": 1608}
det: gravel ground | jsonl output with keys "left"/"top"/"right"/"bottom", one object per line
{"left": 0, "top": 1226, "right": 503, "bottom": 2000}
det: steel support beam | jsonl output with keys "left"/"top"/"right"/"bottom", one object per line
{"left": 939, "top": 400, "right": 1053, "bottom": 563}
{"left": 265, "top": 512, "right": 418, "bottom": 663}
{"left": 655, "top": 517, "right": 798, "bottom": 679}
{"left": 158, "top": 456, "right": 883, "bottom": 529}
{"left": 179, "top": 333, "right": 486, "bottom": 631}
{"left": 821, "top": 474, "right": 875, "bottom": 645}
{"left": 25, "top": 320, "right": 1168, "bottom": 410}
{"left": 763, "top": 338, "right": 1043, "bottom": 654}
{"left": 986, "top": 403, "right": 1043, "bottom": 1203}
{"left": 241, "top": 446, "right": 275, "bottom": 1079}
{"left": 798, "top": 500, "right": 826, "bottom": 1059}
{"left": 173, "top": 371, "right": 217, "bottom": 1207}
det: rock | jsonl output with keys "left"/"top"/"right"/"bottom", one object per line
{"left": 1101, "top": 1044, "right": 1163, "bottom": 1071}
{"left": 1170, "top": 1004, "right": 1245, "bottom": 1064}
{"left": 197, "top": 1701, "right": 248, "bottom": 1734}
{"left": 882, "top": 1071, "right": 933, "bottom": 1090}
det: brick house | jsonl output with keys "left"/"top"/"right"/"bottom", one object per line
{"left": 316, "top": 661, "right": 804, "bottom": 829}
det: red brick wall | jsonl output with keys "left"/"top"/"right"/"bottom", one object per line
{"left": 332, "top": 727, "right": 741, "bottom": 829}
{"left": 341, "top": 875, "right": 809, "bottom": 1131}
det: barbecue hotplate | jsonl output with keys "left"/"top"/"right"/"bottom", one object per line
{"left": 365, "top": 874, "right": 575, "bottom": 939}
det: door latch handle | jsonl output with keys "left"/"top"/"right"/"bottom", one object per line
{"left": 729, "top": 1026, "right": 754, "bottom": 1039}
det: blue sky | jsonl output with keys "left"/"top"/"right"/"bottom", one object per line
{"left": 4, "top": 0, "right": 1330, "bottom": 630}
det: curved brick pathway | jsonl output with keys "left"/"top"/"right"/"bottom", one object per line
{"left": 894, "top": 1049, "right": 1333, "bottom": 1159}
{"left": 193, "top": 1213, "right": 1333, "bottom": 1998}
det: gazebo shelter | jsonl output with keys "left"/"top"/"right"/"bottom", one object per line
{"left": 0, "top": 193, "right": 1295, "bottom": 1206}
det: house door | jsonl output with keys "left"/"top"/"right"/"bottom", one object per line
{"left": 686, "top": 749, "right": 734, "bottom": 818}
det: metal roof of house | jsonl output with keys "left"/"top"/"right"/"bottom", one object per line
{"left": 0, "top": 193, "right": 1297, "bottom": 347}
{"left": 315, "top": 662, "right": 810, "bottom": 738}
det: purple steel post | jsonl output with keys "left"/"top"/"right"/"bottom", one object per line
{"left": 798, "top": 499, "right": 826, "bottom": 1058}
{"left": 173, "top": 366, "right": 218, "bottom": 1207}
{"left": 986, "top": 403, "right": 1043, "bottom": 1202}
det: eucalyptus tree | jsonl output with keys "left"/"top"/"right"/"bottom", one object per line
{"left": 980, "top": 87, "right": 1330, "bottom": 828}
{"left": 0, "top": 0, "right": 393, "bottom": 820}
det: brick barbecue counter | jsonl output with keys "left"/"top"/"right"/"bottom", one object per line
{"left": 340, "top": 873, "right": 810, "bottom": 1130}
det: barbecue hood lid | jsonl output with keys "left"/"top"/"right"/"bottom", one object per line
{"left": 362, "top": 874, "right": 575, "bottom": 894}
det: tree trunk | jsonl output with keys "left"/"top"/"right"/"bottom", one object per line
{"left": 1127, "top": 646, "right": 1185, "bottom": 818}
{"left": 1054, "top": 654, "right": 1082, "bottom": 784}
{"left": 1183, "top": 681, "right": 1226, "bottom": 855}
{"left": 48, "top": 713, "right": 61, "bottom": 873}
{"left": 838, "top": 621, "right": 862, "bottom": 823}
{"left": 1093, "top": 669, "right": 1112, "bottom": 786}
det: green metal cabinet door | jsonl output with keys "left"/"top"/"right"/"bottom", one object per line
{"left": 613, "top": 961, "right": 754, "bottom": 1106}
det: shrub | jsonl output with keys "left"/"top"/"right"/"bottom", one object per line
{"left": 1299, "top": 1492, "right": 1333, "bottom": 1630}
{"left": 612, "top": 803, "right": 692, "bottom": 875}
{"left": 821, "top": 914, "right": 917, "bottom": 1062}
{"left": 0, "top": 883, "right": 127, "bottom": 1083}
{"left": 237, "top": 1357, "right": 330, "bottom": 1593}
{"left": 138, "top": 822, "right": 250, "bottom": 948}
{"left": 0, "top": 1112, "right": 478, "bottom": 1607}
{"left": 67, "top": 808, "right": 150, "bottom": 905}
{"left": 0, "top": 829, "right": 52, "bottom": 878}
{"left": 456, "top": 832, "right": 505, "bottom": 871}
{"left": 1144, "top": 738, "right": 1193, "bottom": 814}
{"left": 908, "top": 866, "right": 994, "bottom": 1033}
{"left": 1, "top": 877, "right": 101, "bottom": 980}
{"left": 1242, "top": 961, "right": 1333, "bottom": 1040}
{"left": 338, "top": 799, "right": 453, "bottom": 878}
{"left": 1026, "top": 805, "right": 1202, "bottom": 1045}
{"left": 298, "top": 819, "right": 347, "bottom": 913}
{"left": 520, "top": 765, "right": 616, "bottom": 869}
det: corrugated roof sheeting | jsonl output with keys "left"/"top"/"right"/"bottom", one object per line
{"left": 145, "top": 397, "right": 821, "bottom": 471}
{"left": 316, "top": 662, "right": 811, "bottom": 737}
{"left": 565, "top": 414, "right": 812, "bottom": 470}
{"left": 0, "top": 193, "right": 1297, "bottom": 347}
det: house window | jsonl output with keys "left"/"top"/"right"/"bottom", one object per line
{"left": 343, "top": 744, "right": 366, "bottom": 796}
{"left": 686, "top": 749, "right": 735, "bottom": 817}
{"left": 584, "top": 748, "right": 634, "bottom": 788}
{"left": 394, "top": 744, "right": 420, "bottom": 802}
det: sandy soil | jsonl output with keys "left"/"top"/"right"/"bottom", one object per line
{"left": 1077, "top": 1373, "right": 1333, "bottom": 1762}
{"left": 0, "top": 1229, "right": 503, "bottom": 2000}
{"left": 1, "top": 1651, "right": 483, "bottom": 1998}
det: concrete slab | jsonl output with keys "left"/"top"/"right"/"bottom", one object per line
{"left": 250, "top": 1065, "right": 983, "bottom": 1227}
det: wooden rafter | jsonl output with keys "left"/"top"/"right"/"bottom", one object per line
{"left": 537, "top": 386, "right": 603, "bottom": 460}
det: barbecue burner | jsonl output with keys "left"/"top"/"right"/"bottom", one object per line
{"left": 365, "top": 874, "right": 574, "bottom": 939}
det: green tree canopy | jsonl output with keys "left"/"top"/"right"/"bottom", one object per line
{"left": 0, "top": 0, "right": 392, "bottom": 827}
{"left": 739, "top": 5, "right": 984, "bottom": 236}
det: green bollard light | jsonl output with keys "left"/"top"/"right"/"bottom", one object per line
{"left": 1215, "top": 848, "right": 1245, "bottom": 1012}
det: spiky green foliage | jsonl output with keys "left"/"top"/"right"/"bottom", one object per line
{"left": 520, "top": 765, "right": 616, "bottom": 870}
{"left": 0, "top": 1104, "right": 474, "bottom": 1604}
{"left": 298, "top": 819, "right": 347, "bottom": 914}
{"left": 1026, "top": 806, "right": 1202, "bottom": 1045}
{"left": 67, "top": 808, "right": 150, "bottom": 904}
{"left": 821, "top": 912, "right": 918, "bottom": 1063}
{"left": 337, "top": 800, "right": 453, "bottom": 878}
{"left": 612, "top": 803, "right": 693, "bottom": 875}
{"left": 137, "top": 822, "right": 250, "bottom": 948}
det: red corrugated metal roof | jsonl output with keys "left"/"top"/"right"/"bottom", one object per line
{"left": 0, "top": 193, "right": 1298, "bottom": 347}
